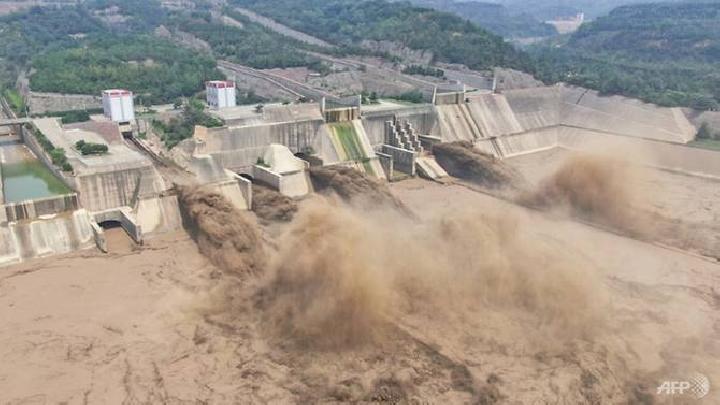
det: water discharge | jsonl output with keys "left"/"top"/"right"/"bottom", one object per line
{"left": 520, "top": 153, "right": 651, "bottom": 237}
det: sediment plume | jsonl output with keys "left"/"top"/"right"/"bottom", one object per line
{"left": 258, "top": 198, "right": 606, "bottom": 350}
{"left": 521, "top": 154, "right": 648, "bottom": 236}
{"left": 433, "top": 141, "right": 521, "bottom": 188}
{"left": 309, "top": 165, "right": 410, "bottom": 213}
{"left": 177, "top": 185, "right": 265, "bottom": 277}
{"left": 251, "top": 184, "right": 298, "bottom": 223}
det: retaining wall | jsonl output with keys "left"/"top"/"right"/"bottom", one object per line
{"left": 434, "top": 91, "right": 465, "bottom": 106}
{"left": 28, "top": 92, "right": 101, "bottom": 115}
{"left": 253, "top": 165, "right": 282, "bottom": 190}
{"left": 198, "top": 120, "right": 335, "bottom": 172}
{"left": 560, "top": 87, "right": 694, "bottom": 143}
{"left": 0, "top": 209, "right": 95, "bottom": 267}
{"left": 89, "top": 220, "right": 107, "bottom": 253}
{"left": 4, "top": 193, "right": 80, "bottom": 222}
{"left": 381, "top": 145, "right": 417, "bottom": 176}
{"left": 436, "top": 104, "right": 480, "bottom": 141}
{"left": 376, "top": 152, "right": 394, "bottom": 179}
{"left": 325, "top": 107, "right": 360, "bottom": 123}
{"left": 74, "top": 164, "right": 164, "bottom": 212}
{"left": 495, "top": 127, "right": 560, "bottom": 157}
{"left": 236, "top": 175, "right": 253, "bottom": 209}
{"left": 135, "top": 195, "right": 182, "bottom": 235}
{"left": 93, "top": 208, "right": 143, "bottom": 243}
{"left": 361, "top": 105, "right": 438, "bottom": 146}
{"left": 254, "top": 165, "right": 311, "bottom": 197}
{"left": 557, "top": 127, "right": 720, "bottom": 177}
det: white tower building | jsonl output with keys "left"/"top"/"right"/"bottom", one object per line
{"left": 102, "top": 89, "right": 135, "bottom": 123}
{"left": 206, "top": 80, "right": 237, "bottom": 109}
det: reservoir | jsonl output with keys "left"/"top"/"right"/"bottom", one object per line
{"left": 0, "top": 143, "right": 71, "bottom": 204}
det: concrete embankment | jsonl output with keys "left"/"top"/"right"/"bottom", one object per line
{"left": 0, "top": 209, "right": 95, "bottom": 267}
{"left": 73, "top": 163, "right": 166, "bottom": 212}
{"left": 429, "top": 85, "right": 701, "bottom": 162}
{"left": 197, "top": 105, "right": 337, "bottom": 173}
{"left": 558, "top": 127, "right": 720, "bottom": 178}
{"left": 560, "top": 87, "right": 695, "bottom": 143}
{"left": 4, "top": 193, "right": 79, "bottom": 222}
{"left": 362, "top": 104, "right": 439, "bottom": 147}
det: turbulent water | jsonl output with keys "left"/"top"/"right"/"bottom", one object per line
{"left": 433, "top": 141, "right": 522, "bottom": 189}
{"left": 177, "top": 185, "right": 266, "bottom": 277}
{"left": 520, "top": 154, "right": 649, "bottom": 235}
{"left": 309, "top": 165, "right": 410, "bottom": 213}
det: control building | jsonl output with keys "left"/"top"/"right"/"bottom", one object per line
{"left": 206, "top": 81, "right": 237, "bottom": 109}
{"left": 102, "top": 90, "right": 135, "bottom": 123}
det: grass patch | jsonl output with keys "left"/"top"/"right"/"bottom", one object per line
{"left": 3, "top": 89, "right": 26, "bottom": 116}
{"left": 688, "top": 138, "right": 720, "bottom": 151}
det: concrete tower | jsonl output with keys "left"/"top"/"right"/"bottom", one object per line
{"left": 102, "top": 90, "right": 135, "bottom": 123}
{"left": 206, "top": 80, "right": 237, "bottom": 109}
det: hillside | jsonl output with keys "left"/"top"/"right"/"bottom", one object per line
{"left": 0, "top": 2, "right": 222, "bottom": 103}
{"left": 30, "top": 36, "right": 220, "bottom": 104}
{"left": 532, "top": 2, "right": 720, "bottom": 110}
{"left": 494, "top": 0, "right": 685, "bottom": 20}
{"left": 0, "top": 0, "right": 335, "bottom": 100}
{"left": 231, "top": 0, "right": 534, "bottom": 71}
{"left": 401, "top": 0, "right": 557, "bottom": 39}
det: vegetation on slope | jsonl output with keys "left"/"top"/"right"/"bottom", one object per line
{"left": 532, "top": 3, "right": 720, "bottom": 110}
{"left": 405, "top": 0, "right": 557, "bottom": 39}
{"left": 153, "top": 98, "right": 224, "bottom": 149}
{"left": 0, "top": 6, "right": 104, "bottom": 89}
{"left": 232, "top": 0, "right": 533, "bottom": 71}
{"left": 30, "top": 36, "right": 221, "bottom": 104}
{"left": 165, "top": 10, "right": 316, "bottom": 69}
{"left": 0, "top": 3, "right": 221, "bottom": 103}
{"left": 86, "top": 0, "right": 167, "bottom": 32}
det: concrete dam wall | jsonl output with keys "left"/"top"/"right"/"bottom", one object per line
{"left": 560, "top": 87, "right": 695, "bottom": 143}
{"left": 73, "top": 163, "right": 166, "bottom": 213}
{"left": 362, "top": 105, "right": 439, "bottom": 147}
{"left": 0, "top": 209, "right": 95, "bottom": 267}
{"left": 197, "top": 119, "right": 337, "bottom": 173}
{"left": 4, "top": 193, "right": 79, "bottom": 222}
{"left": 194, "top": 84, "right": 703, "bottom": 184}
{"left": 434, "top": 85, "right": 697, "bottom": 156}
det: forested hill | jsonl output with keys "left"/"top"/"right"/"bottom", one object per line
{"left": 493, "top": 0, "right": 685, "bottom": 21}
{"left": 0, "top": 1, "right": 220, "bottom": 104}
{"left": 231, "top": 0, "right": 534, "bottom": 72}
{"left": 570, "top": 3, "right": 720, "bottom": 62}
{"left": 533, "top": 3, "right": 720, "bottom": 110}
{"left": 401, "top": 0, "right": 557, "bottom": 39}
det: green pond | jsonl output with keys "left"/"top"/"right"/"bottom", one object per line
{"left": 2, "top": 159, "right": 71, "bottom": 204}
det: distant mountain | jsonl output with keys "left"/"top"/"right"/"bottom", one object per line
{"left": 492, "top": 0, "right": 686, "bottom": 20}
{"left": 399, "top": 0, "right": 557, "bottom": 38}
{"left": 532, "top": 2, "right": 720, "bottom": 110}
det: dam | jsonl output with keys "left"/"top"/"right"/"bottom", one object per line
{"left": 189, "top": 83, "right": 715, "bottom": 183}
{"left": 3, "top": 79, "right": 720, "bottom": 267}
